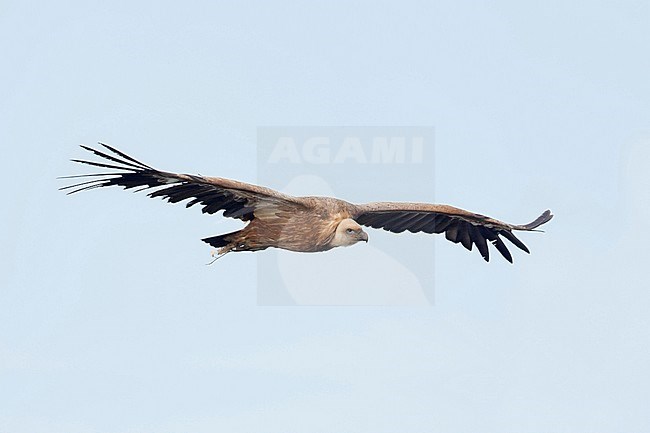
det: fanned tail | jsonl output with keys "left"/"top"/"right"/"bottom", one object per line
{"left": 202, "top": 230, "right": 242, "bottom": 248}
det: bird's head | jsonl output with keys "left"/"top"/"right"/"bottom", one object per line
{"left": 331, "top": 218, "right": 369, "bottom": 247}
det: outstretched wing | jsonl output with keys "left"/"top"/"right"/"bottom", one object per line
{"left": 352, "top": 202, "right": 553, "bottom": 263}
{"left": 60, "top": 143, "right": 307, "bottom": 220}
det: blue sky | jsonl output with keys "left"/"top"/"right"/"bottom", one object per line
{"left": 1, "top": 0, "right": 649, "bottom": 431}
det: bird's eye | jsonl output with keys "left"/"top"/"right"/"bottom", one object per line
{"left": 346, "top": 228, "right": 354, "bottom": 234}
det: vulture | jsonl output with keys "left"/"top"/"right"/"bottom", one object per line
{"left": 60, "top": 143, "right": 553, "bottom": 263}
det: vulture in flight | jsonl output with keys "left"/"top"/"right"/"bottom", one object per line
{"left": 61, "top": 143, "right": 553, "bottom": 263}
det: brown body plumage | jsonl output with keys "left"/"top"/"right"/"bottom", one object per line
{"left": 205, "top": 196, "right": 356, "bottom": 254}
{"left": 61, "top": 143, "right": 553, "bottom": 263}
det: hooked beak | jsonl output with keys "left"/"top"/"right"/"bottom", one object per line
{"left": 359, "top": 231, "right": 368, "bottom": 242}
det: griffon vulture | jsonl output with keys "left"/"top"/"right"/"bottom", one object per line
{"left": 60, "top": 143, "right": 553, "bottom": 263}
